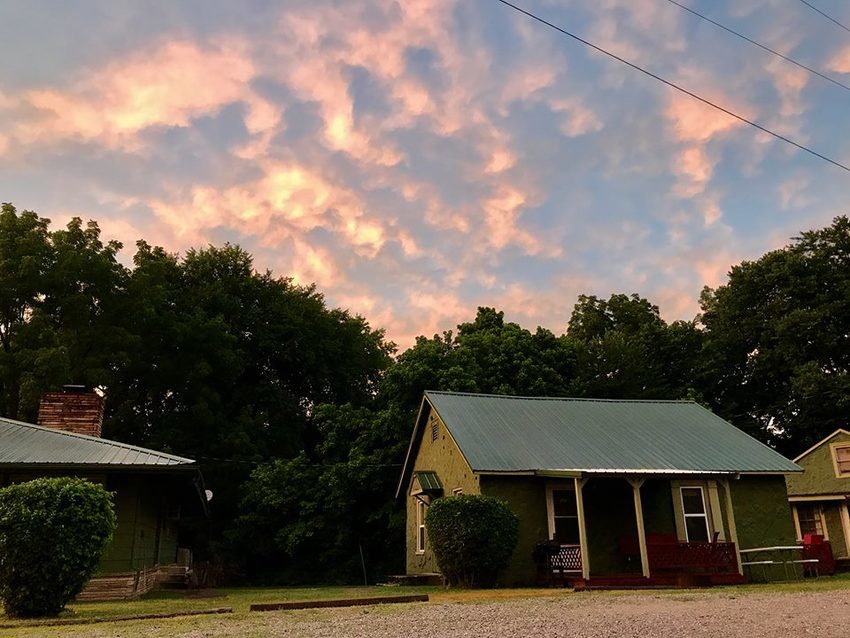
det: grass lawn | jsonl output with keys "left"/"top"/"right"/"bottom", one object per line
{"left": 2, "top": 573, "right": 849, "bottom": 637}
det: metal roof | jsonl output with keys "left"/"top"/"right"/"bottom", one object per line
{"left": 0, "top": 416, "right": 195, "bottom": 468}
{"left": 423, "top": 391, "right": 801, "bottom": 475}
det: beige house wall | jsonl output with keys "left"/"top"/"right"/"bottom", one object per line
{"left": 405, "top": 406, "right": 480, "bottom": 575}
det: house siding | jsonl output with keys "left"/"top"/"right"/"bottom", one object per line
{"left": 479, "top": 476, "right": 548, "bottom": 585}
{"left": 406, "top": 407, "right": 480, "bottom": 575}
{"left": 786, "top": 431, "right": 850, "bottom": 497}
{"left": 731, "top": 476, "right": 797, "bottom": 549}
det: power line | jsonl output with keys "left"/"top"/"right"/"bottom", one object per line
{"left": 493, "top": 0, "right": 850, "bottom": 173}
{"left": 665, "top": 0, "right": 850, "bottom": 92}
{"left": 796, "top": 0, "right": 850, "bottom": 34}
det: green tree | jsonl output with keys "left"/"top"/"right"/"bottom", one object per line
{"left": 700, "top": 216, "right": 850, "bottom": 454}
{"left": 567, "top": 293, "right": 703, "bottom": 400}
{"left": 0, "top": 477, "right": 116, "bottom": 617}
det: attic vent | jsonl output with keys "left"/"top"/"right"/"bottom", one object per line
{"left": 430, "top": 417, "right": 439, "bottom": 442}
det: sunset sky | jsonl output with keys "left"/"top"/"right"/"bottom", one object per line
{"left": 2, "top": 0, "right": 849, "bottom": 348}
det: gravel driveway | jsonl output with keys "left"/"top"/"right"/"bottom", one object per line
{"left": 252, "top": 589, "right": 850, "bottom": 638}
{"left": 7, "top": 588, "right": 850, "bottom": 637}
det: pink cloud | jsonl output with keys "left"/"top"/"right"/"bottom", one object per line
{"left": 7, "top": 39, "right": 279, "bottom": 150}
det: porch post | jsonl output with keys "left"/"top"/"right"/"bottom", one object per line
{"left": 627, "top": 478, "right": 650, "bottom": 579}
{"left": 720, "top": 479, "right": 744, "bottom": 575}
{"left": 574, "top": 476, "right": 590, "bottom": 580}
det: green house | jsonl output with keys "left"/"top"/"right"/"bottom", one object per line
{"left": 785, "top": 429, "right": 850, "bottom": 566}
{"left": 397, "top": 391, "right": 802, "bottom": 586}
{"left": 0, "top": 414, "right": 206, "bottom": 595}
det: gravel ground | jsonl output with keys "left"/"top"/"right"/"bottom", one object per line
{"left": 7, "top": 588, "right": 850, "bottom": 637}
{"left": 265, "top": 589, "right": 850, "bottom": 638}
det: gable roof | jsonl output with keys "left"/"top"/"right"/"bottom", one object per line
{"left": 793, "top": 429, "right": 850, "bottom": 463}
{"left": 0, "top": 416, "right": 195, "bottom": 468}
{"left": 398, "top": 392, "right": 799, "bottom": 493}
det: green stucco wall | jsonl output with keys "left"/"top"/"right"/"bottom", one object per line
{"left": 99, "top": 476, "right": 179, "bottom": 573}
{"left": 406, "top": 408, "right": 480, "bottom": 575}
{"left": 479, "top": 476, "right": 548, "bottom": 585}
{"left": 822, "top": 503, "right": 848, "bottom": 558}
{"left": 641, "top": 479, "right": 677, "bottom": 536}
{"left": 786, "top": 431, "right": 850, "bottom": 497}
{"left": 730, "top": 476, "right": 796, "bottom": 549}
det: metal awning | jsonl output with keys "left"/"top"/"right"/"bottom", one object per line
{"left": 411, "top": 470, "right": 443, "bottom": 496}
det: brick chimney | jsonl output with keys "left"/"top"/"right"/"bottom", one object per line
{"left": 37, "top": 385, "right": 104, "bottom": 437}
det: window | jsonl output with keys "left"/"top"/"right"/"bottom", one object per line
{"left": 430, "top": 417, "right": 439, "bottom": 442}
{"left": 833, "top": 444, "right": 850, "bottom": 477}
{"left": 796, "top": 504, "right": 825, "bottom": 537}
{"left": 452, "top": 488, "right": 464, "bottom": 496}
{"left": 680, "top": 487, "right": 710, "bottom": 542}
{"left": 550, "top": 489, "right": 580, "bottom": 544}
{"left": 416, "top": 499, "right": 427, "bottom": 554}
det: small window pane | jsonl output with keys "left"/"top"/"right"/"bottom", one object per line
{"left": 418, "top": 525, "right": 426, "bottom": 550}
{"left": 681, "top": 488, "right": 706, "bottom": 515}
{"left": 836, "top": 446, "right": 850, "bottom": 475}
{"left": 553, "top": 490, "right": 577, "bottom": 517}
{"left": 685, "top": 516, "right": 709, "bottom": 542}
{"left": 554, "top": 517, "right": 580, "bottom": 544}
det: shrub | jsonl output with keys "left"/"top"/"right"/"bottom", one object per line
{"left": 0, "top": 477, "right": 116, "bottom": 618}
{"left": 425, "top": 494, "right": 519, "bottom": 587}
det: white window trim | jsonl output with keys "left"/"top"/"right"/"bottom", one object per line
{"left": 545, "top": 483, "right": 578, "bottom": 544}
{"left": 415, "top": 499, "right": 427, "bottom": 554}
{"left": 680, "top": 486, "right": 711, "bottom": 542}
{"left": 830, "top": 442, "right": 850, "bottom": 478}
{"left": 452, "top": 487, "right": 464, "bottom": 496}
{"left": 792, "top": 502, "right": 829, "bottom": 541}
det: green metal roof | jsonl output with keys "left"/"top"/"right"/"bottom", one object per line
{"left": 413, "top": 470, "right": 443, "bottom": 493}
{"left": 421, "top": 391, "right": 801, "bottom": 475}
{"left": 0, "top": 417, "right": 195, "bottom": 468}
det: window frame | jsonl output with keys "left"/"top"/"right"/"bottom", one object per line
{"left": 794, "top": 503, "right": 828, "bottom": 540}
{"left": 680, "top": 486, "right": 711, "bottom": 543}
{"left": 545, "top": 484, "right": 580, "bottom": 545}
{"left": 415, "top": 498, "right": 427, "bottom": 554}
{"left": 831, "top": 442, "right": 850, "bottom": 478}
{"left": 452, "top": 487, "right": 464, "bottom": 496}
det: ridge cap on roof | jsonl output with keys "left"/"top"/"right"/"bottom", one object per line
{"left": 0, "top": 416, "right": 195, "bottom": 465}
{"left": 424, "top": 390, "right": 695, "bottom": 404}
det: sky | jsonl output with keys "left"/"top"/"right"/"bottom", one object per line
{"left": 1, "top": 0, "right": 849, "bottom": 349}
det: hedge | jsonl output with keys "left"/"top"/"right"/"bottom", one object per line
{"left": 424, "top": 494, "right": 518, "bottom": 587}
{"left": 0, "top": 477, "right": 116, "bottom": 618}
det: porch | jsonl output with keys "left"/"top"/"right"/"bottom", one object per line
{"left": 533, "top": 475, "right": 745, "bottom": 588}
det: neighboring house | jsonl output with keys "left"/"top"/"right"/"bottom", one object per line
{"left": 0, "top": 386, "right": 207, "bottom": 598}
{"left": 786, "top": 429, "right": 850, "bottom": 569}
{"left": 397, "top": 391, "right": 802, "bottom": 587}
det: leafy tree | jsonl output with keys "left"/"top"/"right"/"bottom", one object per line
{"left": 231, "top": 404, "right": 409, "bottom": 582}
{"left": 700, "top": 216, "right": 850, "bottom": 454}
{"left": 0, "top": 477, "right": 116, "bottom": 617}
{"left": 567, "top": 293, "right": 703, "bottom": 400}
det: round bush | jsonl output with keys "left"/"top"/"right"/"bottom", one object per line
{"left": 425, "top": 494, "right": 519, "bottom": 587}
{"left": 0, "top": 477, "right": 116, "bottom": 618}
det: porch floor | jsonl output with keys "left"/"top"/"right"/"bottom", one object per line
{"left": 572, "top": 572, "right": 746, "bottom": 590}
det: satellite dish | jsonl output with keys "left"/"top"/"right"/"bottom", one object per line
{"left": 205, "top": 489, "right": 214, "bottom": 502}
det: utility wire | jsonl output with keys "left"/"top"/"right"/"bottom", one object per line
{"left": 665, "top": 0, "right": 850, "bottom": 92}
{"left": 493, "top": 0, "right": 850, "bottom": 173}
{"left": 796, "top": 0, "right": 850, "bottom": 34}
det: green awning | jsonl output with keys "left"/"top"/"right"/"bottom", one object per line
{"left": 412, "top": 470, "right": 443, "bottom": 495}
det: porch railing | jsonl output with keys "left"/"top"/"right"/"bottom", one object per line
{"left": 534, "top": 543, "right": 582, "bottom": 586}
{"left": 647, "top": 540, "right": 738, "bottom": 574}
